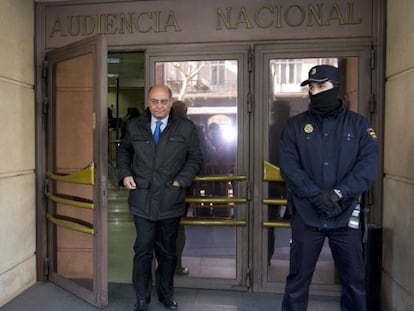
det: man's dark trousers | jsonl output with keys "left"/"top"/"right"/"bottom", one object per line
{"left": 132, "top": 215, "right": 181, "bottom": 301}
{"left": 282, "top": 213, "right": 367, "bottom": 311}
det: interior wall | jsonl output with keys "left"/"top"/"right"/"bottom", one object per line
{"left": 0, "top": 0, "right": 36, "bottom": 307}
{"left": 383, "top": 0, "right": 414, "bottom": 310}
{"left": 108, "top": 88, "right": 145, "bottom": 118}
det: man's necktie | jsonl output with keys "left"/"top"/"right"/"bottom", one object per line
{"left": 153, "top": 120, "right": 162, "bottom": 144}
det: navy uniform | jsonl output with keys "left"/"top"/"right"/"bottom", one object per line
{"left": 280, "top": 65, "right": 379, "bottom": 311}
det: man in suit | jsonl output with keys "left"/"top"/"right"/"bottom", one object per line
{"left": 117, "top": 85, "right": 203, "bottom": 311}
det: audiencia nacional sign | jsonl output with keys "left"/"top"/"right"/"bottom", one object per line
{"left": 41, "top": 0, "right": 372, "bottom": 48}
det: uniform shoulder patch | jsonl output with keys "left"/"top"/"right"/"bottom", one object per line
{"left": 367, "top": 128, "right": 377, "bottom": 140}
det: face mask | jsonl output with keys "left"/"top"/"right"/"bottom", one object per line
{"left": 309, "top": 87, "right": 341, "bottom": 117}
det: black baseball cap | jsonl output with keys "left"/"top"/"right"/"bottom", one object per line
{"left": 300, "top": 64, "right": 339, "bottom": 86}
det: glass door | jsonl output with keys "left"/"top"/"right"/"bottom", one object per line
{"left": 106, "top": 44, "right": 372, "bottom": 294}
{"left": 253, "top": 44, "right": 372, "bottom": 294}
{"left": 44, "top": 35, "right": 108, "bottom": 307}
{"left": 147, "top": 47, "right": 251, "bottom": 289}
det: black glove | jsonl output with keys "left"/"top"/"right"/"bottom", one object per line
{"left": 325, "top": 202, "right": 344, "bottom": 218}
{"left": 310, "top": 190, "right": 342, "bottom": 218}
{"left": 309, "top": 192, "right": 328, "bottom": 214}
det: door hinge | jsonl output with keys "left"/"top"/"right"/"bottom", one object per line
{"left": 245, "top": 268, "right": 251, "bottom": 288}
{"left": 42, "top": 59, "right": 49, "bottom": 129}
{"left": 43, "top": 96, "right": 48, "bottom": 115}
{"left": 247, "top": 93, "right": 253, "bottom": 113}
{"left": 42, "top": 61, "right": 48, "bottom": 80}
{"left": 92, "top": 112, "right": 96, "bottom": 129}
{"left": 247, "top": 46, "right": 255, "bottom": 114}
{"left": 44, "top": 257, "right": 50, "bottom": 276}
{"left": 246, "top": 181, "right": 252, "bottom": 201}
{"left": 42, "top": 96, "right": 49, "bottom": 130}
{"left": 248, "top": 48, "right": 254, "bottom": 73}
{"left": 369, "top": 93, "right": 376, "bottom": 114}
{"left": 43, "top": 180, "right": 48, "bottom": 194}
{"left": 370, "top": 48, "right": 376, "bottom": 70}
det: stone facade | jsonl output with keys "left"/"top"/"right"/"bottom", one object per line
{"left": 0, "top": 0, "right": 36, "bottom": 307}
{"left": 383, "top": 0, "right": 414, "bottom": 310}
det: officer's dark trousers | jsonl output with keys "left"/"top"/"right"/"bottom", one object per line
{"left": 132, "top": 215, "right": 181, "bottom": 302}
{"left": 282, "top": 214, "right": 366, "bottom": 311}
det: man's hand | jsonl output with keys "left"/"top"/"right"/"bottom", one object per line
{"left": 310, "top": 190, "right": 342, "bottom": 218}
{"left": 123, "top": 176, "right": 136, "bottom": 190}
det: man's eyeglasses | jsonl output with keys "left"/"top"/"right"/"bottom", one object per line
{"left": 150, "top": 98, "right": 170, "bottom": 105}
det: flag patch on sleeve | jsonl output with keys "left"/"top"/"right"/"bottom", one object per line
{"left": 367, "top": 128, "right": 377, "bottom": 140}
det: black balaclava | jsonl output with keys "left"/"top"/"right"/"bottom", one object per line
{"left": 309, "top": 87, "right": 341, "bottom": 117}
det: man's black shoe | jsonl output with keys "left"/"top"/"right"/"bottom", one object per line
{"left": 159, "top": 297, "right": 178, "bottom": 310}
{"left": 134, "top": 299, "right": 148, "bottom": 311}
{"left": 175, "top": 267, "right": 189, "bottom": 275}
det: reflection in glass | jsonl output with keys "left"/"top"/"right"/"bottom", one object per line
{"left": 155, "top": 60, "right": 238, "bottom": 220}
{"left": 156, "top": 60, "right": 239, "bottom": 279}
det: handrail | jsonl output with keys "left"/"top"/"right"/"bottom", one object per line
{"left": 180, "top": 217, "right": 247, "bottom": 226}
{"left": 263, "top": 198, "right": 288, "bottom": 205}
{"left": 186, "top": 196, "right": 246, "bottom": 204}
{"left": 47, "top": 214, "right": 94, "bottom": 235}
{"left": 193, "top": 175, "right": 247, "bottom": 182}
{"left": 46, "top": 163, "right": 95, "bottom": 185}
{"left": 263, "top": 160, "right": 284, "bottom": 182}
{"left": 263, "top": 160, "right": 290, "bottom": 227}
{"left": 263, "top": 220, "right": 290, "bottom": 228}
{"left": 187, "top": 174, "right": 248, "bottom": 205}
{"left": 45, "top": 192, "right": 94, "bottom": 209}
{"left": 182, "top": 175, "right": 248, "bottom": 226}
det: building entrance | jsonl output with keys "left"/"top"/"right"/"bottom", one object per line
{"left": 35, "top": 0, "right": 384, "bottom": 307}
{"left": 42, "top": 39, "right": 374, "bottom": 307}
{"left": 105, "top": 45, "right": 372, "bottom": 296}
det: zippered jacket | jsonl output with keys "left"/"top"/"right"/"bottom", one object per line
{"left": 117, "top": 108, "right": 203, "bottom": 220}
{"left": 279, "top": 103, "right": 379, "bottom": 229}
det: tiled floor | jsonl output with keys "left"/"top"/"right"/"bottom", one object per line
{"left": 2, "top": 281, "right": 341, "bottom": 311}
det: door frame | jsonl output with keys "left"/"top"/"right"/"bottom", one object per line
{"left": 42, "top": 34, "right": 108, "bottom": 308}
{"left": 146, "top": 45, "right": 252, "bottom": 290}
{"left": 34, "top": 38, "right": 381, "bottom": 300}
{"left": 252, "top": 40, "right": 375, "bottom": 294}
{"left": 106, "top": 40, "right": 377, "bottom": 294}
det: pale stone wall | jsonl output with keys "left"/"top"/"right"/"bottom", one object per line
{"left": 0, "top": 0, "right": 36, "bottom": 307}
{"left": 383, "top": 0, "right": 414, "bottom": 310}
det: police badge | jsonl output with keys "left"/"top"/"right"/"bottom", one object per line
{"left": 304, "top": 123, "right": 314, "bottom": 133}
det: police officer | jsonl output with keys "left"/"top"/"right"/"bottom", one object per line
{"left": 279, "top": 65, "right": 379, "bottom": 311}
